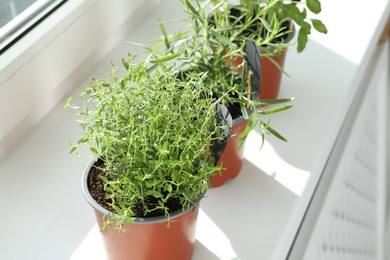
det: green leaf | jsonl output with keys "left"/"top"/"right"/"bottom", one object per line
{"left": 258, "top": 105, "right": 293, "bottom": 115}
{"left": 259, "top": 17, "right": 272, "bottom": 33}
{"left": 126, "top": 41, "right": 153, "bottom": 52}
{"left": 183, "top": 0, "right": 203, "bottom": 22}
{"left": 132, "top": 61, "right": 147, "bottom": 74}
{"left": 143, "top": 174, "right": 153, "bottom": 180}
{"left": 69, "top": 144, "right": 77, "bottom": 154}
{"left": 122, "top": 58, "right": 130, "bottom": 70}
{"left": 158, "top": 19, "right": 170, "bottom": 49}
{"left": 311, "top": 19, "right": 328, "bottom": 34}
{"left": 90, "top": 147, "right": 98, "bottom": 154}
{"left": 265, "top": 124, "right": 287, "bottom": 142}
{"left": 64, "top": 96, "right": 72, "bottom": 108}
{"left": 297, "top": 23, "right": 311, "bottom": 53}
{"left": 172, "top": 171, "right": 180, "bottom": 181}
{"left": 240, "top": 106, "right": 249, "bottom": 119}
{"left": 286, "top": 4, "right": 304, "bottom": 26}
{"left": 255, "top": 97, "right": 295, "bottom": 106}
{"left": 145, "top": 190, "right": 163, "bottom": 199}
{"left": 209, "top": 30, "right": 232, "bottom": 46}
{"left": 302, "top": 8, "right": 307, "bottom": 19}
{"left": 150, "top": 53, "right": 181, "bottom": 64}
{"left": 100, "top": 175, "right": 108, "bottom": 183}
{"left": 307, "top": 0, "right": 322, "bottom": 14}
{"left": 238, "top": 113, "right": 257, "bottom": 148}
{"left": 297, "top": 33, "right": 308, "bottom": 52}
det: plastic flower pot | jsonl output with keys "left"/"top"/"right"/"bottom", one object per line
{"left": 229, "top": 21, "right": 295, "bottom": 100}
{"left": 259, "top": 22, "right": 295, "bottom": 99}
{"left": 209, "top": 42, "right": 260, "bottom": 188}
{"left": 259, "top": 49, "right": 288, "bottom": 99}
{"left": 210, "top": 116, "right": 248, "bottom": 187}
{"left": 82, "top": 161, "right": 202, "bottom": 260}
{"left": 232, "top": 45, "right": 290, "bottom": 100}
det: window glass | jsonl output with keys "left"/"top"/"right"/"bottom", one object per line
{"left": 0, "top": 0, "right": 66, "bottom": 54}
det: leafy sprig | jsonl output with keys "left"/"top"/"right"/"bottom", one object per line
{"left": 66, "top": 55, "right": 228, "bottom": 228}
{"left": 147, "top": 0, "right": 294, "bottom": 146}
{"left": 195, "top": 0, "right": 327, "bottom": 53}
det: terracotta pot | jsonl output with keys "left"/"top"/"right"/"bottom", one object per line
{"left": 228, "top": 21, "right": 295, "bottom": 100}
{"left": 82, "top": 161, "right": 201, "bottom": 260}
{"left": 259, "top": 49, "right": 288, "bottom": 99}
{"left": 232, "top": 48, "right": 289, "bottom": 100}
{"left": 210, "top": 117, "right": 248, "bottom": 187}
{"left": 256, "top": 22, "right": 296, "bottom": 99}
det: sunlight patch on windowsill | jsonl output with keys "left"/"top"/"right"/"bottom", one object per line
{"left": 244, "top": 132, "right": 310, "bottom": 196}
{"left": 195, "top": 208, "right": 238, "bottom": 259}
{"left": 70, "top": 224, "right": 105, "bottom": 260}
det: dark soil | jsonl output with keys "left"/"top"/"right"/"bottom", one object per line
{"left": 227, "top": 101, "right": 243, "bottom": 120}
{"left": 87, "top": 159, "right": 182, "bottom": 218}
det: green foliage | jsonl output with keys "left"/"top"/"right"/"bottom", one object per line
{"left": 194, "top": 0, "right": 327, "bottom": 53}
{"left": 147, "top": 0, "right": 294, "bottom": 145}
{"left": 66, "top": 0, "right": 300, "bottom": 231}
{"left": 66, "top": 55, "right": 226, "bottom": 228}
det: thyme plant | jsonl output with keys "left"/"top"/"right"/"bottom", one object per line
{"left": 66, "top": 55, "right": 230, "bottom": 228}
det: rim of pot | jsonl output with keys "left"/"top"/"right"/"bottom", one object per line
{"left": 232, "top": 109, "right": 253, "bottom": 125}
{"left": 81, "top": 159, "right": 205, "bottom": 225}
{"left": 283, "top": 21, "right": 295, "bottom": 45}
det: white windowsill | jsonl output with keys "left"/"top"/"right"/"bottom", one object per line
{"left": 0, "top": 0, "right": 389, "bottom": 259}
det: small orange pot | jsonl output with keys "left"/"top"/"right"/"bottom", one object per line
{"left": 82, "top": 162, "right": 202, "bottom": 260}
{"left": 259, "top": 49, "right": 287, "bottom": 99}
{"left": 258, "top": 23, "right": 296, "bottom": 99}
{"left": 231, "top": 48, "right": 288, "bottom": 100}
{"left": 228, "top": 23, "right": 295, "bottom": 100}
{"left": 210, "top": 117, "right": 248, "bottom": 187}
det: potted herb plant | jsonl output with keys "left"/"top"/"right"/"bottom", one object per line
{"left": 197, "top": 0, "right": 328, "bottom": 99}
{"left": 66, "top": 54, "right": 232, "bottom": 259}
{"left": 150, "top": 1, "right": 294, "bottom": 186}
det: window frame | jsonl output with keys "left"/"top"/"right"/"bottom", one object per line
{"left": 0, "top": 0, "right": 153, "bottom": 158}
{"left": 0, "top": 0, "right": 67, "bottom": 55}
